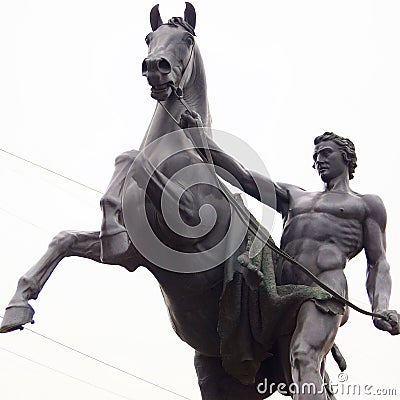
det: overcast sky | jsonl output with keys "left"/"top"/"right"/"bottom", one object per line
{"left": 1, "top": 1, "right": 400, "bottom": 399}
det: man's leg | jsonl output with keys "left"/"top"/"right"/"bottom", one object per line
{"left": 100, "top": 150, "right": 139, "bottom": 262}
{"left": 289, "top": 301, "right": 342, "bottom": 400}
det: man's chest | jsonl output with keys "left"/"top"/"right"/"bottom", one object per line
{"left": 288, "top": 191, "right": 366, "bottom": 221}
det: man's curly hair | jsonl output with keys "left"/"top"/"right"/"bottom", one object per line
{"left": 313, "top": 132, "right": 357, "bottom": 180}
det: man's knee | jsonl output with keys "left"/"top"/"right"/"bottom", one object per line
{"left": 290, "top": 344, "right": 321, "bottom": 373}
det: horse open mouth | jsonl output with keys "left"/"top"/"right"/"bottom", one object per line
{"left": 151, "top": 83, "right": 172, "bottom": 101}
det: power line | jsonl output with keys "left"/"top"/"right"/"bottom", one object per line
{"left": 0, "top": 148, "right": 104, "bottom": 195}
{"left": 0, "top": 315, "right": 191, "bottom": 400}
{"left": 0, "top": 345, "right": 136, "bottom": 400}
{"left": 0, "top": 150, "right": 190, "bottom": 398}
{"left": 0, "top": 206, "right": 49, "bottom": 233}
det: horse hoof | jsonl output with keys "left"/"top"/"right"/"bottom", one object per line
{"left": 0, "top": 304, "right": 35, "bottom": 333}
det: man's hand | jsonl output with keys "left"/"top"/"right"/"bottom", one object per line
{"left": 180, "top": 110, "right": 203, "bottom": 129}
{"left": 373, "top": 310, "right": 400, "bottom": 335}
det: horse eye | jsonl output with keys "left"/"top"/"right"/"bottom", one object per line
{"left": 145, "top": 33, "right": 152, "bottom": 45}
{"left": 185, "top": 35, "right": 194, "bottom": 46}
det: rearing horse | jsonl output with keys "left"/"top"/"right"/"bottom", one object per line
{"left": 0, "top": 4, "right": 337, "bottom": 399}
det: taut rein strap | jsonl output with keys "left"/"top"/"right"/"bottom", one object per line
{"left": 156, "top": 84, "right": 390, "bottom": 323}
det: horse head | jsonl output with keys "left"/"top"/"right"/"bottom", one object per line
{"left": 142, "top": 3, "right": 197, "bottom": 101}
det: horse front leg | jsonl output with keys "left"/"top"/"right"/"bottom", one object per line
{"left": 0, "top": 230, "right": 103, "bottom": 333}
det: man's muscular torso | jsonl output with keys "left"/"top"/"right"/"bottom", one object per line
{"left": 276, "top": 186, "right": 367, "bottom": 296}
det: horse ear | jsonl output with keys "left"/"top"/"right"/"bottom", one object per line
{"left": 150, "top": 4, "right": 163, "bottom": 31}
{"left": 184, "top": 2, "right": 196, "bottom": 30}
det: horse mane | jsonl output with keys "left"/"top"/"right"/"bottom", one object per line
{"left": 165, "top": 17, "right": 196, "bottom": 36}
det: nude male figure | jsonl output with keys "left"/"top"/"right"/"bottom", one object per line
{"left": 100, "top": 112, "right": 399, "bottom": 398}
{"left": 267, "top": 133, "right": 400, "bottom": 398}
{"left": 176, "top": 112, "right": 399, "bottom": 399}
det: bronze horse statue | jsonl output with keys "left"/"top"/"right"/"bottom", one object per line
{"left": 0, "top": 4, "right": 339, "bottom": 399}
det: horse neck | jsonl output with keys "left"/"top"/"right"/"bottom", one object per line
{"left": 139, "top": 46, "right": 211, "bottom": 149}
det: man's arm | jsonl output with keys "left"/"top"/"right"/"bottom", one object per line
{"left": 363, "top": 194, "right": 399, "bottom": 335}
{"left": 180, "top": 111, "right": 288, "bottom": 213}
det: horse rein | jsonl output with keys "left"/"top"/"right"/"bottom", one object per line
{"left": 156, "top": 39, "right": 195, "bottom": 126}
{"left": 154, "top": 50, "right": 391, "bottom": 324}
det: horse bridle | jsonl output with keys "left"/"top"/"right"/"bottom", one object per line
{"left": 155, "top": 40, "right": 392, "bottom": 324}
{"left": 156, "top": 39, "right": 195, "bottom": 126}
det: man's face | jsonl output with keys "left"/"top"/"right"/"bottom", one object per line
{"left": 313, "top": 140, "right": 348, "bottom": 183}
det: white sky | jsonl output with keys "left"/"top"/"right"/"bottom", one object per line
{"left": 1, "top": 1, "right": 400, "bottom": 399}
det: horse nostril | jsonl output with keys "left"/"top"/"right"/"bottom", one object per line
{"left": 142, "top": 57, "right": 171, "bottom": 77}
{"left": 142, "top": 59, "right": 148, "bottom": 76}
{"left": 157, "top": 58, "right": 171, "bottom": 74}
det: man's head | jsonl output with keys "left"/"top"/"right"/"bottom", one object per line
{"left": 313, "top": 132, "right": 357, "bottom": 181}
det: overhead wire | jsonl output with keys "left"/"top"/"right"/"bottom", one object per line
{"left": 0, "top": 148, "right": 103, "bottom": 195}
{"left": 0, "top": 146, "right": 381, "bottom": 396}
{"left": 0, "top": 149, "right": 192, "bottom": 399}
{"left": 0, "top": 147, "right": 378, "bottom": 314}
{"left": 0, "top": 345, "right": 137, "bottom": 400}
{"left": 0, "top": 206, "right": 49, "bottom": 233}
{"left": 0, "top": 315, "right": 191, "bottom": 400}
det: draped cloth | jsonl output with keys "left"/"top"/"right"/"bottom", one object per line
{"left": 217, "top": 198, "right": 331, "bottom": 385}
